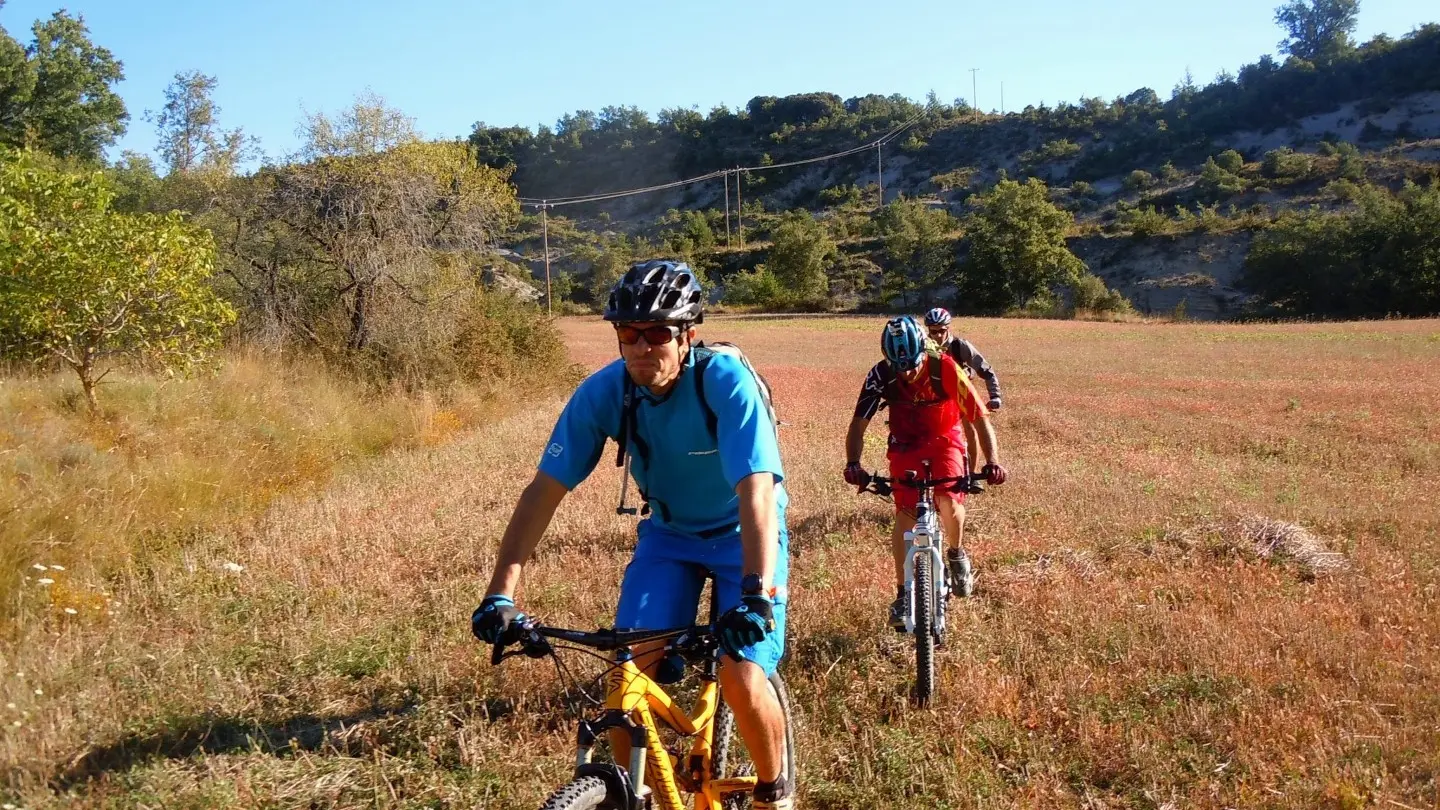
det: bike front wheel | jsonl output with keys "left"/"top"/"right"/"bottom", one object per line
{"left": 713, "top": 671, "right": 797, "bottom": 808}
{"left": 913, "top": 553, "right": 937, "bottom": 706}
{"left": 538, "top": 775, "right": 617, "bottom": 810}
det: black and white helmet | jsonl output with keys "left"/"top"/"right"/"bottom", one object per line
{"left": 924, "top": 307, "right": 952, "bottom": 327}
{"left": 603, "top": 259, "right": 705, "bottom": 324}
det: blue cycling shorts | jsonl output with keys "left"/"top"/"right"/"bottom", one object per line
{"left": 615, "top": 509, "right": 789, "bottom": 676}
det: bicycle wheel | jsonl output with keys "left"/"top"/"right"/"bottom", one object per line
{"left": 913, "top": 553, "right": 936, "bottom": 706}
{"left": 713, "top": 672, "right": 797, "bottom": 808}
{"left": 538, "top": 775, "right": 617, "bottom": 810}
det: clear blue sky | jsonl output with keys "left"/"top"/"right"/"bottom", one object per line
{"left": 3, "top": 0, "right": 1434, "bottom": 165}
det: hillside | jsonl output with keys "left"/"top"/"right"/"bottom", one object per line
{"left": 476, "top": 24, "right": 1440, "bottom": 319}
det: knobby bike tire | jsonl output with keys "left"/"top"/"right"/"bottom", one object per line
{"left": 713, "top": 672, "right": 797, "bottom": 808}
{"left": 914, "top": 553, "right": 936, "bottom": 706}
{"left": 538, "top": 775, "right": 614, "bottom": 810}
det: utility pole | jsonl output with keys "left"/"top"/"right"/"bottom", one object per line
{"left": 876, "top": 142, "right": 884, "bottom": 208}
{"left": 737, "top": 169, "right": 744, "bottom": 247}
{"left": 1001, "top": 81, "right": 1005, "bottom": 116}
{"left": 970, "top": 68, "right": 981, "bottom": 125}
{"left": 723, "top": 170, "right": 731, "bottom": 248}
{"left": 541, "top": 201, "right": 552, "bottom": 317}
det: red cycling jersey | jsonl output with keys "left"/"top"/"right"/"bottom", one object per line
{"left": 853, "top": 353, "right": 988, "bottom": 453}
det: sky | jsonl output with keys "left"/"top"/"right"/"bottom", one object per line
{"left": 2, "top": 0, "right": 1434, "bottom": 166}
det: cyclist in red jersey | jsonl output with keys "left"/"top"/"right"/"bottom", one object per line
{"left": 843, "top": 317, "right": 1007, "bottom": 626}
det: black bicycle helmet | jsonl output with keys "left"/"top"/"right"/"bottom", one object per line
{"left": 603, "top": 259, "right": 705, "bottom": 324}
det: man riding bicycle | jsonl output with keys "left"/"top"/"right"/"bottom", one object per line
{"left": 471, "top": 260, "right": 794, "bottom": 809}
{"left": 924, "top": 307, "right": 1004, "bottom": 493}
{"left": 843, "top": 316, "right": 1007, "bottom": 625}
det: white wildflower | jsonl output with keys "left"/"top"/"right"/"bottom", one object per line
{"left": 63, "top": 608, "right": 77, "bottom": 615}
{"left": 49, "top": 564, "right": 65, "bottom": 571}
{"left": 31, "top": 564, "right": 46, "bottom": 571}
{"left": 36, "top": 578, "right": 54, "bottom": 586}
{"left": 220, "top": 561, "right": 245, "bottom": 573}
{"left": 33, "top": 689, "right": 41, "bottom": 696}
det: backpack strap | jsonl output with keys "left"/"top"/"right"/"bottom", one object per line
{"left": 692, "top": 345, "right": 720, "bottom": 441}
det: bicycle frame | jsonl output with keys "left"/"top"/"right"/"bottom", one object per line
{"left": 569, "top": 644, "right": 756, "bottom": 810}
{"left": 901, "top": 481, "right": 949, "bottom": 636}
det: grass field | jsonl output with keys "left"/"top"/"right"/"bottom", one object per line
{"left": 3, "top": 315, "right": 1439, "bottom": 809}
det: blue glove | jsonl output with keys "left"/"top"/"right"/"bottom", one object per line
{"left": 716, "top": 595, "right": 775, "bottom": 661}
{"left": 471, "top": 594, "right": 525, "bottom": 645}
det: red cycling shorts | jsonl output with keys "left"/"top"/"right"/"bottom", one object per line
{"left": 887, "top": 440, "right": 968, "bottom": 512}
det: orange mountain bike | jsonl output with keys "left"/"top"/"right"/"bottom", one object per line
{"left": 490, "top": 618, "right": 795, "bottom": 810}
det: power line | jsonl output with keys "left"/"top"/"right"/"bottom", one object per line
{"left": 515, "top": 102, "right": 935, "bottom": 210}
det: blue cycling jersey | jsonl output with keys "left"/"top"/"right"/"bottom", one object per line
{"left": 538, "top": 350, "right": 787, "bottom": 536}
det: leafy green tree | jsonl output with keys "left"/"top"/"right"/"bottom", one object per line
{"left": 873, "top": 197, "right": 957, "bottom": 298}
{"left": 0, "top": 149, "right": 234, "bottom": 409}
{"left": 1275, "top": 0, "right": 1360, "bottom": 64}
{"left": 105, "top": 150, "right": 162, "bottom": 212}
{"left": 960, "top": 178, "right": 1087, "bottom": 312}
{"left": 7, "top": 10, "right": 127, "bottom": 161}
{"left": 766, "top": 210, "right": 835, "bottom": 305}
{"left": 0, "top": 7, "right": 34, "bottom": 148}
{"left": 1244, "top": 181, "right": 1440, "bottom": 318}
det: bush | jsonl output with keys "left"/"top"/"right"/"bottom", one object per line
{"left": 723, "top": 264, "right": 786, "bottom": 307}
{"left": 1117, "top": 204, "right": 1173, "bottom": 237}
{"left": 818, "top": 184, "right": 863, "bottom": 207}
{"left": 1199, "top": 157, "right": 1248, "bottom": 199}
{"left": 1071, "top": 273, "right": 1135, "bottom": 317}
{"left": 1124, "top": 169, "right": 1156, "bottom": 191}
{"left": 1261, "top": 147, "right": 1314, "bottom": 180}
{"left": 1215, "top": 149, "right": 1246, "bottom": 173}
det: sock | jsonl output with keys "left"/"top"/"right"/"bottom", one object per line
{"left": 754, "top": 774, "right": 789, "bottom": 802}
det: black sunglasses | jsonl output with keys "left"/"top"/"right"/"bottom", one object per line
{"left": 615, "top": 323, "right": 685, "bottom": 346}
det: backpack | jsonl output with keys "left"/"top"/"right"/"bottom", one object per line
{"left": 613, "top": 340, "right": 779, "bottom": 519}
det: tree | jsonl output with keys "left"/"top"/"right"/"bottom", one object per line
{"left": 873, "top": 197, "right": 957, "bottom": 299}
{"left": 14, "top": 11, "right": 126, "bottom": 161}
{"left": 0, "top": 150, "right": 234, "bottom": 409}
{"left": 297, "top": 90, "right": 417, "bottom": 160}
{"left": 1275, "top": 0, "right": 1360, "bottom": 64}
{"left": 766, "top": 210, "right": 835, "bottom": 306}
{"left": 149, "top": 71, "right": 256, "bottom": 175}
{"left": 1244, "top": 181, "right": 1440, "bottom": 318}
{"left": 0, "top": 7, "right": 34, "bottom": 148}
{"left": 961, "top": 179, "right": 1087, "bottom": 313}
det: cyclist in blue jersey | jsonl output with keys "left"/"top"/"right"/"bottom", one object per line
{"left": 471, "top": 260, "right": 794, "bottom": 810}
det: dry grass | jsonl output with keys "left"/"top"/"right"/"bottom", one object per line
{"left": 3, "top": 316, "right": 1439, "bottom": 809}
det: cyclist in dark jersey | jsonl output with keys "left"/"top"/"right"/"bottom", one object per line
{"left": 924, "top": 307, "right": 1003, "bottom": 493}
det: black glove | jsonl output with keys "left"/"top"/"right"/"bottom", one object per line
{"left": 716, "top": 595, "right": 775, "bottom": 661}
{"left": 471, "top": 594, "right": 525, "bottom": 645}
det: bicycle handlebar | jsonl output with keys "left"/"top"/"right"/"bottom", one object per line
{"left": 491, "top": 619, "right": 716, "bottom": 665}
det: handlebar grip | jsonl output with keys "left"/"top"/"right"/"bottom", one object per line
{"left": 491, "top": 642, "right": 504, "bottom": 666}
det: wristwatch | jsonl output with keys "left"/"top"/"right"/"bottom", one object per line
{"left": 740, "top": 573, "right": 765, "bottom": 596}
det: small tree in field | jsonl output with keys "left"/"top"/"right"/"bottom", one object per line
{"left": 0, "top": 150, "right": 234, "bottom": 409}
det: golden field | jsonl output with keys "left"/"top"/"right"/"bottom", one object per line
{"left": 2, "top": 316, "right": 1438, "bottom": 809}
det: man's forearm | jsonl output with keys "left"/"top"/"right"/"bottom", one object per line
{"left": 485, "top": 472, "right": 569, "bottom": 597}
{"left": 977, "top": 418, "right": 1000, "bottom": 464}
{"left": 845, "top": 417, "right": 869, "bottom": 465}
{"left": 736, "top": 472, "right": 779, "bottom": 589}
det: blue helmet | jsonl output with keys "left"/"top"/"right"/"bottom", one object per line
{"left": 881, "top": 316, "right": 926, "bottom": 370}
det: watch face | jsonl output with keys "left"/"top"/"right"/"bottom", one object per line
{"left": 740, "top": 573, "right": 764, "bottom": 595}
